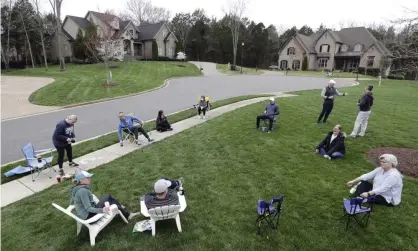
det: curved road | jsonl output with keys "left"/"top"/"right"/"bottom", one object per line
{"left": 1, "top": 62, "right": 353, "bottom": 164}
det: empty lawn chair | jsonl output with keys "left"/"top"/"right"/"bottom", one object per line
{"left": 256, "top": 196, "right": 284, "bottom": 235}
{"left": 22, "top": 143, "right": 55, "bottom": 181}
{"left": 339, "top": 196, "right": 376, "bottom": 231}
{"left": 51, "top": 194, "right": 128, "bottom": 246}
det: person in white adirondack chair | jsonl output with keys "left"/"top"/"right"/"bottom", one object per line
{"left": 70, "top": 171, "right": 140, "bottom": 220}
{"left": 144, "top": 177, "right": 184, "bottom": 210}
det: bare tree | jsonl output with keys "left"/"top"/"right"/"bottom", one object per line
{"left": 224, "top": 0, "right": 248, "bottom": 66}
{"left": 48, "top": 0, "right": 65, "bottom": 71}
{"left": 32, "top": 0, "right": 48, "bottom": 70}
{"left": 1, "top": 0, "right": 13, "bottom": 70}
{"left": 171, "top": 12, "right": 192, "bottom": 52}
{"left": 125, "top": 0, "right": 170, "bottom": 25}
{"left": 17, "top": 2, "right": 35, "bottom": 68}
{"left": 339, "top": 20, "right": 359, "bottom": 29}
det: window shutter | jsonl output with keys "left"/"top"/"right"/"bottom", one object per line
{"left": 320, "top": 46, "right": 322, "bottom": 53}
{"left": 327, "top": 45, "right": 330, "bottom": 52}
{"left": 287, "top": 48, "right": 289, "bottom": 55}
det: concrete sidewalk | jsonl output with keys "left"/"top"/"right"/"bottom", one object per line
{"left": 1, "top": 93, "right": 296, "bottom": 207}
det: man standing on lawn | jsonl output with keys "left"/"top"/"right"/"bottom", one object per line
{"left": 350, "top": 85, "right": 374, "bottom": 137}
{"left": 52, "top": 115, "right": 79, "bottom": 176}
{"left": 316, "top": 80, "right": 347, "bottom": 124}
{"left": 118, "top": 112, "right": 153, "bottom": 146}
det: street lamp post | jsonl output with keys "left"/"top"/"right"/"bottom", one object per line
{"left": 241, "top": 42, "right": 244, "bottom": 74}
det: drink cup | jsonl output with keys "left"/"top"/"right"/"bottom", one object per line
{"left": 104, "top": 201, "right": 110, "bottom": 207}
{"left": 56, "top": 176, "right": 61, "bottom": 183}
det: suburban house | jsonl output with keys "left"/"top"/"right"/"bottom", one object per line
{"left": 61, "top": 11, "right": 178, "bottom": 60}
{"left": 278, "top": 27, "right": 392, "bottom": 75}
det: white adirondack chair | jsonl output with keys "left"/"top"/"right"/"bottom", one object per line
{"left": 51, "top": 194, "right": 128, "bottom": 246}
{"left": 140, "top": 192, "right": 187, "bottom": 236}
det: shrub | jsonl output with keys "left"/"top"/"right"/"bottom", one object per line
{"left": 152, "top": 40, "right": 158, "bottom": 60}
{"left": 388, "top": 74, "right": 405, "bottom": 80}
{"left": 358, "top": 67, "right": 380, "bottom": 76}
{"left": 302, "top": 56, "right": 308, "bottom": 71}
{"left": 230, "top": 65, "right": 237, "bottom": 71}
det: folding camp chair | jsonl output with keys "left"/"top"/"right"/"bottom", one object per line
{"left": 339, "top": 196, "right": 376, "bottom": 231}
{"left": 262, "top": 116, "right": 279, "bottom": 131}
{"left": 21, "top": 143, "right": 55, "bottom": 181}
{"left": 256, "top": 196, "right": 284, "bottom": 234}
{"left": 122, "top": 127, "right": 135, "bottom": 143}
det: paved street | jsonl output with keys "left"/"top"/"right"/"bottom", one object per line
{"left": 0, "top": 63, "right": 353, "bottom": 164}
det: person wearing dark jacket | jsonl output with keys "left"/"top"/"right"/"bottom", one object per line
{"left": 316, "top": 80, "right": 348, "bottom": 124}
{"left": 350, "top": 85, "right": 374, "bottom": 137}
{"left": 52, "top": 115, "right": 79, "bottom": 176}
{"left": 156, "top": 110, "right": 173, "bottom": 132}
{"left": 143, "top": 177, "right": 184, "bottom": 210}
{"left": 70, "top": 170, "right": 139, "bottom": 220}
{"left": 255, "top": 97, "right": 280, "bottom": 133}
{"left": 315, "top": 124, "right": 346, "bottom": 160}
{"left": 196, "top": 95, "right": 208, "bottom": 119}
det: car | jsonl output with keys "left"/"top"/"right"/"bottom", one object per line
{"left": 268, "top": 65, "right": 279, "bottom": 71}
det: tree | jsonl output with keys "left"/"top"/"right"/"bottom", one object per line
{"left": 152, "top": 39, "right": 158, "bottom": 60}
{"left": 278, "top": 26, "right": 297, "bottom": 50}
{"left": 302, "top": 56, "right": 308, "bottom": 71}
{"left": 171, "top": 12, "right": 192, "bottom": 53}
{"left": 15, "top": 0, "right": 35, "bottom": 68}
{"left": 1, "top": 0, "right": 14, "bottom": 71}
{"left": 224, "top": 0, "right": 248, "bottom": 66}
{"left": 48, "top": 0, "right": 65, "bottom": 71}
{"left": 32, "top": 0, "right": 48, "bottom": 70}
{"left": 298, "top": 25, "right": 313, "bottom": 36}
{"left": 125, "top": 0, "right": 170, "bottom": 25}
{"left": 316, "top": 23, "right": 327, "bottom": 32}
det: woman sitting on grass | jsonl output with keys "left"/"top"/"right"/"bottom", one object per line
{"left": 346, "top": 154, "right": 403, "bottom": 206}
{"left": 156, "top": 110, "right": 173, "bottom": 132}
{"left": 315, "top": 124, "right": 346, "bottom": 160}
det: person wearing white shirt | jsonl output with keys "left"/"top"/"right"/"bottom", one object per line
{"left": 346, "top": 154, "right": 403, "bottom": 206}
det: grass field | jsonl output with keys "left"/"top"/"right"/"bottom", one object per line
{"left": 216, "top": 64, "right": 264, "bottom": 75}
{"left": 2, "top": 80, "right": 418, "bottom": 251}
{"left": 0, "top": 95, "right": 269, "bottom": 184}
{"left": 3, "top": 61, "right": 202, "bottom": 106}
{"left": 282, "top": 70, "right": 374, "bottom": 79}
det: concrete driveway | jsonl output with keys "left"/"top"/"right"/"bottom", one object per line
{"left": 1, "top": 63, "right": 354, "bottom": 164}
{"left": 1, "top": 76, "right": 59, "bottom": 120}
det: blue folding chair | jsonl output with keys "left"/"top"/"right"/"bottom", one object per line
{"left": 340, "top": 196, "right": 376, "bottom": 231}
{"left": 256, "top": 196, "right": 284, "bottom": 234}
{"left": 21, "top": 143, "right": 55, "bottom": 181}
{"left": 262, "top": 116, "right": 278, "bottom": 131}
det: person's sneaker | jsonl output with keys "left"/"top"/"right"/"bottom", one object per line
{"left": 128, "top": 212, "right": 141, "bottom": 220}
{"left": 358, "top": 134, "right": 365, "bottom": 137}
{"left": 120, "top": 142, "right": 124, "bottom": 147}
{"left": 349, "top": 134, "right": 357, "bottom": 138}
{"left": 69, "top": 162, "right": 79, "bottom": 167}
{"left": 168, "top": 128, "right": 173, "bottom": 131}
{"left": 148, "top": 138, "right": 154, "bottom": 143}
{"left": 135, "top": 140, "right": 141, "bottom": 145}
{"left": 268, "top": 130, "right": 272, "bottom": 133}
{"left": 58, "top": 168, "right": 65, "bottom": 176}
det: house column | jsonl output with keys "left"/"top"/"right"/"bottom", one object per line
{"left": 130, "top": 40, "right": 134, "bottom": 56}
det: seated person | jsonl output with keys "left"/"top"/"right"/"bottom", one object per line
{"left": 117, "top": 112, "right": 153, "bottom": 146}
{"left": 205, "top": 96, "right": 212, "bottom": 111}
{"left": 315, "top": 124, "right": 346, "bottom": 160}
{"left": 156, "top": 110, "right": 173, "bottom": 132}
{"left": 346, "top": 154, "right": 403, "bottom": 206}
{"left": 144, "top": 177, "right": 184, "bottom": 210}
{"left": 70, "top": 170, "right": 139, "bottom": 220}
{"left": 255, "top": 97, "right": 279, "bottom": 133}
{"left": 196, "top": 95, "right": 208, "bottom": 119}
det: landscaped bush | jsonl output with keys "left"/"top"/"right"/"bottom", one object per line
{"left": 388, "top": 74, "right": 405, "bottom": 80}
{"left": 302, "top": 56, "right": 308, "bottom": 71}
{"left": 1, "top": 61, "right": 26, "bottom": 69}
{"left": 152, "top": 40, "right": 158, "bottom": 60}
{"left": 358, "top": 67, "right": 380, "bottom": 76}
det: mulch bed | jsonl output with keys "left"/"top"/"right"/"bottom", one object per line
{"left": 366, "top": 147, "right": 418, "bottom": 179}
{"left": 102, "top": 82, "right": 118, "bottom": 87}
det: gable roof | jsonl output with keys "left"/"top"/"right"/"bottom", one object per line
{"left": 88, "top": 11, "right": 118, "bottom": 24}
{"left": 136, "top": 22, "right": 165, "bottom": 40}
{"left": 112, "top": 20, "right": 133, "bottom": 39}
{"left": 65, "top": 15, "right": 92, "bottom": 30}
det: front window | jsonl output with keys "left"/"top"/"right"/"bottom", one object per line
{"left": 287, "top": 47, "right": 295, "bottom": 55}
{"left": 354, "top": 44, "right": 362, "bottom": 52}
{"left": 280, "top": 60, "right": 288, "bottom": 69}
{"left": 292, "top": 60, "right": 301, "bottom": 70}
{"left": 348, "top": 60, "right": 359, "bottom": 68}
{"left": 320, "top": 44, "right": 330, "bottom": 53}
{"left": 340, "top": 45, "right": 348, "bottom": 52}
{"left": 128, "top": 30, "right": 133, "bottom": 37}
{"left": 367, "top": 56, "right": 375, "bottom": 67}
{"left": 318, "top": 57, "right": 328, "bottom": 68}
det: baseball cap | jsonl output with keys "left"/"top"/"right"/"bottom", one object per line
{"left": 154, "top": 179, "right": 172, "bottom": 193}
{"left": 329, "top": 80, "right": 336, "bottom": 84}
{"left": 269, "top": 97, "right": 275, "bottom": 102}
{"left": 75, "top": 170, "right": 94, "bottom": 181}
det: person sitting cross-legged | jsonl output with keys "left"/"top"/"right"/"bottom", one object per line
{"left": 156, "top": 110, "right": 173, "bottom": 132}
{"left": 144, "top": 178, "right": 184, "bottom": 210}
{"left": 117, "top": 112, "right": 153, "bottom": 146}
{"left": 255, "top": 97, "right": 279, "bottom": 133}
{"left": 70, "top": 170, "right": 140, "bottom": 220}
{"left": 346, "top": 154, "right": 403, "bottom": 206}
{"left": 315, "top": 124, "right": 346, "bottom": 160}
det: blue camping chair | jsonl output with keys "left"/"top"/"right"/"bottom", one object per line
{"left": 262, "top": 116, "right": 278, "bottom": 132}
{"left": 21, "top": 143, "right": 55, "bottom": 181}
{"left": 340, "top": 196, "right": 376, "bottom": 231}
{"left": 256, "top": 196, "right": 284, "bottom": 234}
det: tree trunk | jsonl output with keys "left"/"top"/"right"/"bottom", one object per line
{"left": 1, "top": 46, "right": 9, "bottom": 70}
{"left": 35, "top": 0, "right": 49, "bottom": 70}
{"left": 56, "top": 0, "right": 66, "bottom": 71}
{"left": 21, "top": 15, "right": 35, "bottom": 68}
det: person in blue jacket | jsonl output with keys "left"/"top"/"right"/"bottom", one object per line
{"left": 52, "top": 114, "right": 79, "bottom": 176}
{"left": 255, "top": 98, "right": 280, "bottom": 133}
{"left": 118, "top": 112, "right": 153, "bottom": 146}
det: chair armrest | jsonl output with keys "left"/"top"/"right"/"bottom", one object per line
{"left": 177, "top": 192, "right": 187, "bottom": 212}
{"left": 140, "top": 199, "right": 150, "bottom": 217}
{"left": 92, "top": 194, "right": 100, "bottom": 203}
{"left": 34, "top": 148, "right": 54, "bottom": 154}
{"left": 25, "top": 157, "right": 38, "bottom": 160}
{"left": 85, "top": 214, "right": 105, "bottom": 224}
{"left": 67, "top": 205, "right": 76, "bottom": 211}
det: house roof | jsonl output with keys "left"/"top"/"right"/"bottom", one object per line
{"left": 112, "top": 20, "right": 133, "bottom": 39}
{"left": 136, "top": 22, "right": 165, "bottom": 40}
{"left": 88, "top": 11, "right": 118, "bottom": 24}
{"left": 66, "top": 15, "right": 92, "bottom": 30}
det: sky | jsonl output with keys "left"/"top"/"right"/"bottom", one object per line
{"left": 38, "top": 0, "right": 418, "bottom": 31}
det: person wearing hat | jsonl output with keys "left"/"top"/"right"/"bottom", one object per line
{"left": 346, "top": 154, "right": 403, "bottom": 206}
{"left": 349, "top": 85, "right": 374, "bottom": 137}
{"left": 255, "top": 97, "right": 279, "bottom": 133}
{"left": 196, "top": 95, "right": 208, "bottom": 119}
{"left": 70, "top": 170, "right": 140, "bottom": 220}
{"left": 316, "top": 80, "right": 347, "bottom": 124}
{"left": 52, "top": 115, "right": 79, "bottom": 176}
{"left": 144, "top": 177, "right": 184, "bottom": 210}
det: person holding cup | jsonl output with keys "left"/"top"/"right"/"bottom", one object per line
{"left": 70, "top": 170, "right": 140, "bottom": 220}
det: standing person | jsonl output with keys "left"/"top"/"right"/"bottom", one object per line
{"left": 350, "top": 85, "right": 374, "bottom": 137}
{"left": 52, "top": 115, "right": 79, "bottom": 176}
{"left": 118, "top": 112, "right": 153, "bottom": 146}
{"left": 156, "top": 110, "right": 173, "bottom": 132}
{"left": 255, "top": 97, "right": 279, "bottom": 133}
{"left": 316, "top": 80, "right": 348, "bottom": 124}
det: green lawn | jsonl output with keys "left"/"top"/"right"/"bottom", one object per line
{"left": 282, "top": 70, "right": 374, "bottom": 79}
{"left": 216, "top": 64, "right": 264, "bottom": 75}
{"left": 1, "top": 95, "right": 269, "bottom": 184}
{"left": 2, "top": 80, "right": 418, "bottom": 251}
{"left": 3, "top": 61, "right": 202, "bottom": 106}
